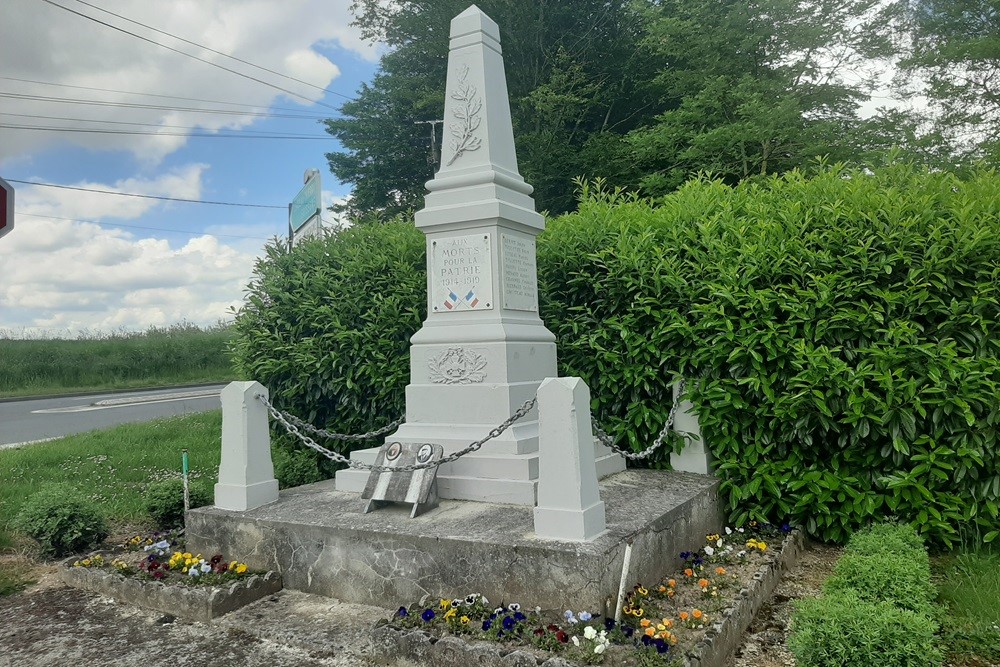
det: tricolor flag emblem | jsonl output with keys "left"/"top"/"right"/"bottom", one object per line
{"left": 465, "top": 290, "right": 479, "bottom": 308}
{"left": 443, "top": 291, "right": 460, "bottom": 310}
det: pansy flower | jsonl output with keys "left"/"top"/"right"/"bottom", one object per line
{"left": 421, "top": 609, "right": 435, "bottom": 622}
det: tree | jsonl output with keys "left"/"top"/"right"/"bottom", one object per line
{"left": 894, "top": 0, "right": 1000, "bottom": 163}
{"left": 327, "top": 0, "right": 657, "bottom": 217}
{"left": 626, "top": 0, "right": 901, "bottom": 195}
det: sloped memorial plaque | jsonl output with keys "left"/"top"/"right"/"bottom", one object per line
{"left": 362, "top": 442, "right": 444, "bottom": 518}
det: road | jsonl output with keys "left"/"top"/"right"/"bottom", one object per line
{"left": 0, "top": 385, "right": 226, "bottom": 448}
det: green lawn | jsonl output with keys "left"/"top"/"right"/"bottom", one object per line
{"left": 0, "top": 411, "right": 222, "bottom": 549}
{"left": 936, "top": 547, "right": 1000, "bottom": 665}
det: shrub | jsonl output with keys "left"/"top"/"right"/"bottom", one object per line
{"left": 13, "top": 484, "right": 109, "bottom": 557}
{"left": 789, "top": 591, "right": 942, "bottom": 667}
{"left": 144, "top": 479, "right": 212, "bottom": 529}
{"left": 272, "top": 447, "right": 325, "bottom": 489}
{"left": 845, "top": 521, "right": 927, "bottom": 557}
{"left": 540, "top": 164, "right": 1000, "bottom": 545}
{"left": 230, "top": 221, "right": 425, "bottom": 477}
{"left": 823, "top": 549, "right": 935, "bottom": 615}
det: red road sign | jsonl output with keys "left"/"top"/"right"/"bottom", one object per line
{"left": 0, "top": 177, "right": 13, "bottom": 240}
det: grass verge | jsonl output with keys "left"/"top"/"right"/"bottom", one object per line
{"left": 0, "top": 324, "right": 235, "bottom": 398}
{"left": 936, "top": 548, "right": 1000, "bottom": 665}
{"left": 0, "top": 559, "right": 36, "bottom": 596}
{"left": 0, "top": 411, "right": 222, "bottom": 554}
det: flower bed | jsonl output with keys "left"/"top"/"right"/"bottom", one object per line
{"left": 372, "top": 525, "right": 803, "bottom": 667}
{"left": 60, "top": 530, "right": 281, "bottom": 622}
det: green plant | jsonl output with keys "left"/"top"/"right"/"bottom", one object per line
{"left": 844, "top": 521, "right": 926, "bottom": 557}
{"left": 823, "top": 549, "right": 935, "bottom": 615}
{"left": 271, "top": 447, "right": 325, "bottom": 489}
{"left": 0, "top": 322, "right": 234, "bottom": 398}
{"left": 13, "top": 484, "right": 109, "bottom": 557}
{"left": 230, "top": 221, "right": 425, "bottom": 476}
{"left": 540, "top": 164, "right": 1000, "bottom": 545}
{"left": 144, "top": 479, "right": 212, "bottom": 529}
{"left": 0, "top": 412, "right": 222, "bottom": 533}
{"left": 936, "top": 547, "right": 1000, "bottom": 663}
{"left": 0, "top": 561, "right": 35, "bottom": 596}
{"left": 789, "top": 591, "right": 942, "bottom": 667}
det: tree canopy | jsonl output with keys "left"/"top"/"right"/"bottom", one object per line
{"left": 326, "top": 0, "right": 955, "bottom": 218}
{"left": 894, "top": 0, "right": 1000, "bottom": 163}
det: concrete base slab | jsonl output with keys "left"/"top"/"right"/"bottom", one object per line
{"left": 186, "top": 469, "right": 721, "bottom": 613}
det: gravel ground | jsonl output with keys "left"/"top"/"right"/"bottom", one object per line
{"left": 1, "top": 542, "right": 841, "bottom": 667}
{"left": 724, "top": 541, "right": 842, "bottom": 667}
{"left": 0, "top": 562, "right": 395, "bottom": 667}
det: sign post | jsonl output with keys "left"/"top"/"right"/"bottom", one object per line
{"left": 0, "top": 177, "right": 14, "bottom": 241}
{"left": 289, "top": 168, "right": 322, "bottom": 246}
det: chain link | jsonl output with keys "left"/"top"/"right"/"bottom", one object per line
{"left": 592, "top": 379, "right": 687, "bottom": 460}
{"left": 258, "top": 393, "right": 537, "bottom": 472}
{"left": 279, "top": 410, "right": 405, "bottom": 442}
{"left": 260, "top": 378, "right": 686, "bottom": 470}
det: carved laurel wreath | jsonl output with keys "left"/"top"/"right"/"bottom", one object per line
{"left": 428, "top": 347, "right": 487, "bottom": 384}
{"left": 447, "top": 64, "right": 483, "bottom": 165}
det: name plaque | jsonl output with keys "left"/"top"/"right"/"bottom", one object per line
{"left": 500, "top": 233, "right": 538, "bottom": 311}
{"left": 431, "top": 233, "right": 494, "bottom": 312}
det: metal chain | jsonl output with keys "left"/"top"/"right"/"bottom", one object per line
{"left": 592, "top": 379, "right": 687, "bottom": 460}
{"left": 279, "top": 410, "right": 405, "bottom": 442}
{"left": 258, "top": 393, "right": 537, "bottom": 473}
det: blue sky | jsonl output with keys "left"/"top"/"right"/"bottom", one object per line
{"left": 0, "top": 0, "right": 381, "bottom": 335}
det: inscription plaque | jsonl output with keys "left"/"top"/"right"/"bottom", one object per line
{"left": 500, "top": 233, "right": 538, "bottom": 311}
{"left": 432, "top": 233, "right": 494, "bottom": 312}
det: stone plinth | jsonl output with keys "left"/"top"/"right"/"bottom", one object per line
{"left": 187, "top": 470, "right": 721, "bottom": 613}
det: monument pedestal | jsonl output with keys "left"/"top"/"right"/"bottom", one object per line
{"left": 188, "top": 470, "right": 722, "bottom": 613}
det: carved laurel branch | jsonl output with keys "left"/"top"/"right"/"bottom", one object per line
{"left": 447, "top": 64, "right": 483, "bottom": 165}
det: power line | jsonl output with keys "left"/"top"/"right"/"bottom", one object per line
{"left": 0, "top": 92, "right": 330, "bottom": 120}
{"left": 0, "top": 111, "right": 322, "bottom": 134}
{"left": 38, "top": 0, "right": 344, "bottom": 111}
{"left": 0, "top": 76, "right": 334, "bottom": 117}
{"left": 70, "top": 0, "right": 355, "bottom": 102}
{"left": 7, "top": 179, "right": 287, "bottom": 209}
{"left": 0, "top": 123, "right": 331, "bottom": 139}
{"left": 16, "top": 211, "right": 273, "bottom": 241}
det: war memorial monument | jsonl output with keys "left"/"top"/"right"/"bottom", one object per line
{"left": 188, "top": 5, "right": 720, "bottom": 613}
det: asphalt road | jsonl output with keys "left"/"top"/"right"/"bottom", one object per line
{"left": 0, "top": 385, "right": 227, "bottom": 448}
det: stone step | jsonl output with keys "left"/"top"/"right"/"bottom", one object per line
{"left": 335, "top": 447, "right": 624, "bottom": 506}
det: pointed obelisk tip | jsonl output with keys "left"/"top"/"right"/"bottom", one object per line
{"left": 451, "top": 4, "right": 500, "bottom": 40}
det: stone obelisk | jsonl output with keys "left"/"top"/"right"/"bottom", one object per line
{"left": 336, "top": 5, "right": 622, "bottom": 504}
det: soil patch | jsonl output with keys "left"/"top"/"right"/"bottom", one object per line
{"left": 723, "top": 541, "right": 842, "bottom": 667}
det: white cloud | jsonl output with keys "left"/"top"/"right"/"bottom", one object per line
{"left": 0, "top": 169, "right": 263, "bottom": 333}
{"left": 16, "top": 165, "right": 208, "bottom": 222}
{"left": 0, "top": 0, "right": 376, "bottom": 164}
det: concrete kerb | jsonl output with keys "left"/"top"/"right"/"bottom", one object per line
{"left": 368, "top": 530, "right": 805, "bottom": 667}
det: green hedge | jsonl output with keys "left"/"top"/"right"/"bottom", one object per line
{"left": 231, "top": 164, "right": 1000, "bottom": 544}
{"left": 789, "top": 522, "right": 942, "bottom": 667}
{"left": 540, "top": 165, "right": 1000, "bottom": 545}
{"left": 230, "top": 221, "right": 425, "bottom": 477}
{"left": 788, "top": 591, "right": 942, "bottom": 667}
